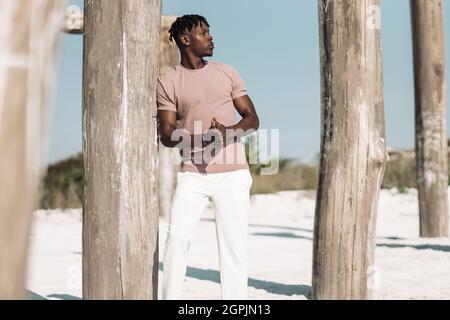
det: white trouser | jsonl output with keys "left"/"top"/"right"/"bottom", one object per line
{"left": 162, "top": 168, "right": 253, "bottom": 300}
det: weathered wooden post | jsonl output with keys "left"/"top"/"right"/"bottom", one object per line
{"left": 0, "top": 0, "right": 66, "bottom": 299}
{"left": 82, "top": 0, "right": 161, "bottom": 299}
{"left": 158, "top": 16, "right": 181, "bottom": 218}
{"left": 313, "top": 0, "right": 387, "bottom": 299}
{"left": 410, "top": 0, "right": 448, "bottom": 238}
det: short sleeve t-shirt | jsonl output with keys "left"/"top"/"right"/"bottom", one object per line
{"left": 156, "top": 60, "right": 250, "bottom": 174}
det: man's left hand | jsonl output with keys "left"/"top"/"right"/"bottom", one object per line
{"left": 211, "top": 117, "right": 238, "bottom": 147}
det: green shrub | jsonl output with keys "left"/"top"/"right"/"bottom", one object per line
{"left": 381, "top": 155, "right": 416, "bottom": 190}
{"left": 39, "top": 153, "right": 84, "bottom": 209}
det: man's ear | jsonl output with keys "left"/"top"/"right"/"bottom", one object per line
{"left": 179, "top": 34, "right": 190, "bottom": 47}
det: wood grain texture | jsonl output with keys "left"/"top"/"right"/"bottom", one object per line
{"left": 313, "top": 0, "right": 387, "bottom": 299}
{"left": 82, "top": 0, "right": 161, "bottom": 299}
{"left": 411, "top": 0, "right": 448, "bottom": 238}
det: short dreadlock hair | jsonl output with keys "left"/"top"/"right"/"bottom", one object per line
{"left": 169, "top": 14, "right": 210, "bottom": 48}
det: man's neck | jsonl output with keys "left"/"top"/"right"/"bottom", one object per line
{"left": 180, "top": 54, "right": 206, "bottom": 70}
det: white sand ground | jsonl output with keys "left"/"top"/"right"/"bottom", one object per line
{"left": 25, "top": 188, "right": 450, "bottom": 300}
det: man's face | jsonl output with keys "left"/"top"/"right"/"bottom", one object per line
{"left": 184, "top": 22, "right": 214, "bottom": 57}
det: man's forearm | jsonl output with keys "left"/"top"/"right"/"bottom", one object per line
{"left": 160, "top": 114, "right": 259, "bottom": 149}
{"left": 160, "top": 127, "right": 206, "bottom": 150}
{"left": 226, "top": 114, "right": 259, "bottom": 140}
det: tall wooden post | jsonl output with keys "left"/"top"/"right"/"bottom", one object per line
{"left": 158, "top": 16, "right": 181, "bottom": 218}
{"left": 410, "top": 0, "right": 448, "bottom": 238}
{"left": 313, "top": 0, "right": 387, "bottom": 299}
{"left": 82, "top": 0, "right": 161, "bottom": 299}
{"left": 0, "top": 0, "right": 66, "bottom": 299}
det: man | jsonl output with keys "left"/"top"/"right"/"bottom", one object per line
{"left": 157, "top": 14, "right": 259, "bottom": 300}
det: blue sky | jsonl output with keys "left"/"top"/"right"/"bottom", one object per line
{"left": 49, "top": 0, "right": 450, "bottom": 164}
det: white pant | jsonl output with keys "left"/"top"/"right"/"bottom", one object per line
{"left": 162, "top": 168, "right": 253, "bottom": 300}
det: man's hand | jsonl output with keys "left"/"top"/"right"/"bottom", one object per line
{"left": 210, "top": 117, "right": 226, "bottom": 137}
{"left": 209, "top": 117, "right": 237, "bottom": 147}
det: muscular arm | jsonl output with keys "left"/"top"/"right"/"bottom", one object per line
{"left": 209, "top": 95, "right": 260, "bottom": 146}
{"left": 157, "top": 110, "right": 206, "bottom": 149}
{"left": 157, "top": 110, "right": 179, "bottom": 148}
{"left": 229, "top": 95, "right": 259, "bottom": 132}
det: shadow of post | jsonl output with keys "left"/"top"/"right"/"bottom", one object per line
{"left": 158, "top": 262, "right": 311, "bottom": 299}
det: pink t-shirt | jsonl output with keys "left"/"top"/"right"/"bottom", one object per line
{"left": 157, "top": 60, "right": 250, "bottom": 174}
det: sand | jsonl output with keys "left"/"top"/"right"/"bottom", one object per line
{"left": 25, "top": 188, "right": 450, "bottom": 300}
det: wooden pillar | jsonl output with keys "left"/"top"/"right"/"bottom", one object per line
{"left": 411, "top": 0, "right": 448, "bottom": 238}
{"left": 313, "top": 0, "right": 387, "bottom": 299}
{"left": 158, "top": 16, "right": 181, "bottom": 218}
{"left": 82, "top": 0, "right": 161, "bottom": 299}
{"left": 0, "top": 0, "right": 66, "bottom": 299}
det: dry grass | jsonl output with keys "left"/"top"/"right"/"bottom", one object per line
{"left": 249, "top": 160, "right": 318, "bottom": 194}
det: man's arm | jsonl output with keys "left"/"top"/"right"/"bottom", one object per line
{"left": 211, "top": 95, "right": 259, "bottom": 144}
{"left": 210, "top": 95, "right": 259, "bottom": 145}
{"left": 228, "top": 94, "right": 259, "bottom": 132}
{"left": 158, "top": 110, "right": 179, "bottom": 148}
{"left": 158, "top": 110, "right": 210, "bottom": 149}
